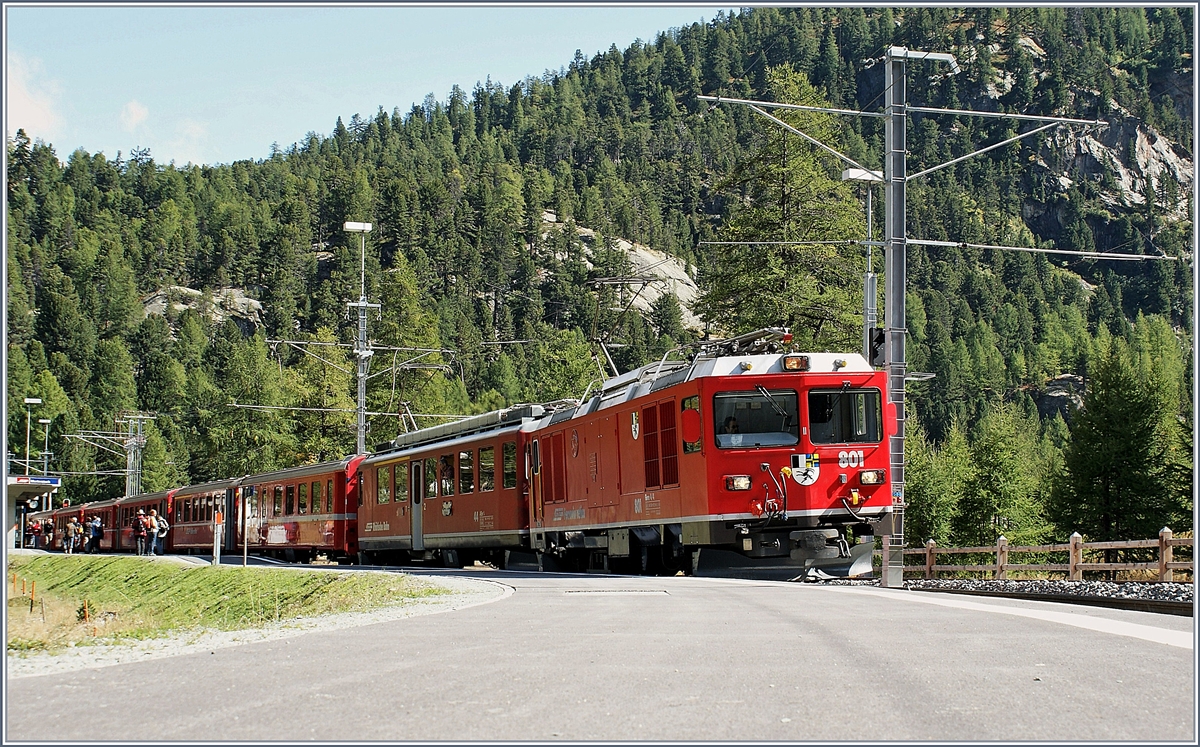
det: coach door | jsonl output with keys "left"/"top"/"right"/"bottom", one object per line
{"left": 224, "top": 488, "right": 238, "bottom": 554}
{"left": 530, "top": 439, "right": 545, "bottom": 526}
{"left": 410, "top": 462, "right": 425, "bottom": 551}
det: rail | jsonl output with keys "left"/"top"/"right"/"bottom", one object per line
{"left": 880, "top": 528, "right": 1194, "bottom": 582}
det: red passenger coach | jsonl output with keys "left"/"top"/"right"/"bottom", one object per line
{"left": 359, "top": 409, "right": 533, "bottom": 566}
{"left": 169, "top": 479, "right": 238, "bottom": 554}
{"left": 238, "top": 455, "right": 365, "bottom": 563}
{"left": 116, "top": 492, "right": 169, "bottom": 551}
{"left": 361, "top": 328, "right": 896, "bottom": 578}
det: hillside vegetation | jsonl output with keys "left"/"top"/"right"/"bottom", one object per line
{"left": 6, "top": 7, "right": 1193, "bottom": 544}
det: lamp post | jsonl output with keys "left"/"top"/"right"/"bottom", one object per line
{"left": 38, "top": 418, "right": 52, "bottom": 474}
{"left": 23, "top": 398, "right": 41, "bottom": 476}
{"left": 343, "top": 221, "right": 378, "bottom": 455}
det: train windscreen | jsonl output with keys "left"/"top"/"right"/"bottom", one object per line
{"left": 712, "top": 389, "right": 799, "bottom": 448}
{"left": 808, "top": 389, "right": 883, "bottom": 444}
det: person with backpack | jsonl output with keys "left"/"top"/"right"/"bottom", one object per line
{"left": 42, "top": 519, "right": 54, "bottom": 551}
{"left": 151, "top": 509, "right": 169, "bottom": 555}
{"left": 64, "top": 518, "right": 78, "bottom": 554}
{"left": 73, "top": 518, "right": 86, "bottom": 553}
{"left": 132, "top": 510, "right": 148, "bottom": 556}
{"left": 88, "top": 515, "right": 102, "bottom": 553}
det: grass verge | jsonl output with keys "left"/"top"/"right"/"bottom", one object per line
{"left": 6, "top": 555, "right": 448, "bottom": 655}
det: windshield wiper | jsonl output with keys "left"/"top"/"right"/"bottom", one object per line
{"left": 755, "top": 385, "right": 791, "bottom": 428}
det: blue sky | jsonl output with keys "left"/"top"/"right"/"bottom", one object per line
{"left": 6, "top": 5, "right": 727, "bottom": 166}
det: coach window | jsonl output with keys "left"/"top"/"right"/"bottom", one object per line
{"left": 439, "top": 454, "right": 455, "bottom": 496}
{"left": 808, "top": 389, "right": 882, "bottom": 444}
{"left": 504, "top": 442, "right": 518, "bottom": 489}
{"left": 459, "top": 450, "right": 475, "bottom": 494}
{"left": 424, "top": 457, "right": 437, "bottom": 500}
{"left": 300, "top": 482, "right": 310, "bottom": 514}
{"left": 273, "top": 486, "right": 283, "bottom": 516}
{"left": 378, "top": 465, "right": 391, "bottom": 504}
{"left": 207, "top": 495, "right": 214, "bottom": 522}
{"left": 479, "top": 447, "right": 495, "bottom": 492}
{"left": 286, "top": 485, "right": 296, "bottom": 515}
{"left": 327, "top": 479, "right": 334, "bottom": 511}
{"left": 395, "top": 462, "right": 408, "bottom": 502}
{"left": 309, "top": 481, "right": 320, "bottom": 514}
{"left": 712, "top": 389, "right": 799, "bottom": 449}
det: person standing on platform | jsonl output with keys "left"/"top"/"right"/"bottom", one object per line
{"left": 154, "top": 510, "right": 169, "bottom": 555}
{"left": 89, "top": 515, "right": 102, "bottom": 553}
{"left": 133, "top": 510, "right": 148, "bottom": 556}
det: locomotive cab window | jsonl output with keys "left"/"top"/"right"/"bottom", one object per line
{"left": 712, "top": 389, "right": 799, "bottom": 448}
{"left": 808, "top": 388, "right": 883, "bottom": 444}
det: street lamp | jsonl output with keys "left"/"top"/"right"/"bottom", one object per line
{"left": 841, "top": 169, "right": 884, "bottom": 363}
{"left": 23, "top": 398, "right": 41, "bottom": 476}
{"left": 343, "top": 221, "right": 377, "bottom": 455}
{"left": 38, "top": 418, "right": 52, "bottom": 474}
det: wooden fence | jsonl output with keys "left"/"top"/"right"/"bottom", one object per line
{"left": 892, "top": 528, "right": 1194, "bottom": 582}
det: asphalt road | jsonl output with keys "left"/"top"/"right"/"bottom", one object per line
{"left": 5, "top": 568, "right": 1194, "bottom": 741}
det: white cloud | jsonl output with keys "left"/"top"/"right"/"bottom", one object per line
{"left": 120, "top": 100, "right": 149, "bottom": 132}
{"left": 5, "top": 51, "right": 63, "bottom": 141}
{"left": 163, "top": 119, "right": 210, "bottom": 166}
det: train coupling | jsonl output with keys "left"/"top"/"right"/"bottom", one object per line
{"left": 789, "top": 529, "right": 874, "bottom": 580}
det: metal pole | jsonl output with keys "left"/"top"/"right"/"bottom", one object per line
{"left": 42, "top": 423, "right": 50, "bottom": 474}
{"left": 242, "top": 486, "right": 249, "bottom": 567}
{"left": 863, "top": 186, "right": 877, "bottom": 361}
{"left": 24, "top": 407, "right": 31, "bottom": 476}
{"left": 882, "top": 47, "right": 908, "bottom": 588}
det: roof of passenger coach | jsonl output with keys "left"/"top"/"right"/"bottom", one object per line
{"left": 243, "top": 458, "right": 356, "bottom": 485}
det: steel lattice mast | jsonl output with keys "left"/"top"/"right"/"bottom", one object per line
{"left": 344, "top": 221, "right": 380, "bottom": 455}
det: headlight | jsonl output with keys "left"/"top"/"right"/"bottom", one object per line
{"left": 725, "top": 475, "right": 752, "bottom": 491}
{"left": 782, "top": 355, "right": 809, "bottom": 371}
{"left": 859, "top": 469, "right": 886, "bottom": 485}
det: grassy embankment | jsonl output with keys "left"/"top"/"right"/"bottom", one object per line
{"left": 6, "top": 555, "right": 447, "bottom": 654}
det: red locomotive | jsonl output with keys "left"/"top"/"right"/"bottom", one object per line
{"left": 27, "top": 329, "right": 895, "bottom": 579}
{"left": 358, "top": 328, "right": 895, "bottom": 578}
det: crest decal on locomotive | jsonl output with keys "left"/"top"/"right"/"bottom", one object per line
{"left": 791, "top": 453, "right": 820, "bottom": 486}
{"left": 630, "top": 411, "right": 639, "bottom": 440}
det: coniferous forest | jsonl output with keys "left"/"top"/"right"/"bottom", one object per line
{"left": 6, "top": 7, "right": 1194, "bottom": 545}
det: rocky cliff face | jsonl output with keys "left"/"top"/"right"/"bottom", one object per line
{"left": 142, "top": 286, "right": 264, "bottom": 335}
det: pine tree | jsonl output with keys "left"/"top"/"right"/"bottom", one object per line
{"left": 1049, "top": 336, "right": 1178, "bottom": 540}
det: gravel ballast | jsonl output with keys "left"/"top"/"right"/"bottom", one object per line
{"left": 808, "top": 576, "right": 1194, "bottom": 604}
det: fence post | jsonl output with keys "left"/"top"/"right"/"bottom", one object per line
{"left": 925, "top": 539, "right": 936, "bottom": 580}
{"left": 1069, "top": 532, "right": 1082, "bottom": 581}
{"left": 996, "top": 536, "right": 1008, "bottom": 580}
{"left": 1158, "top": 527, "right": 1173, "bottom": 583}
